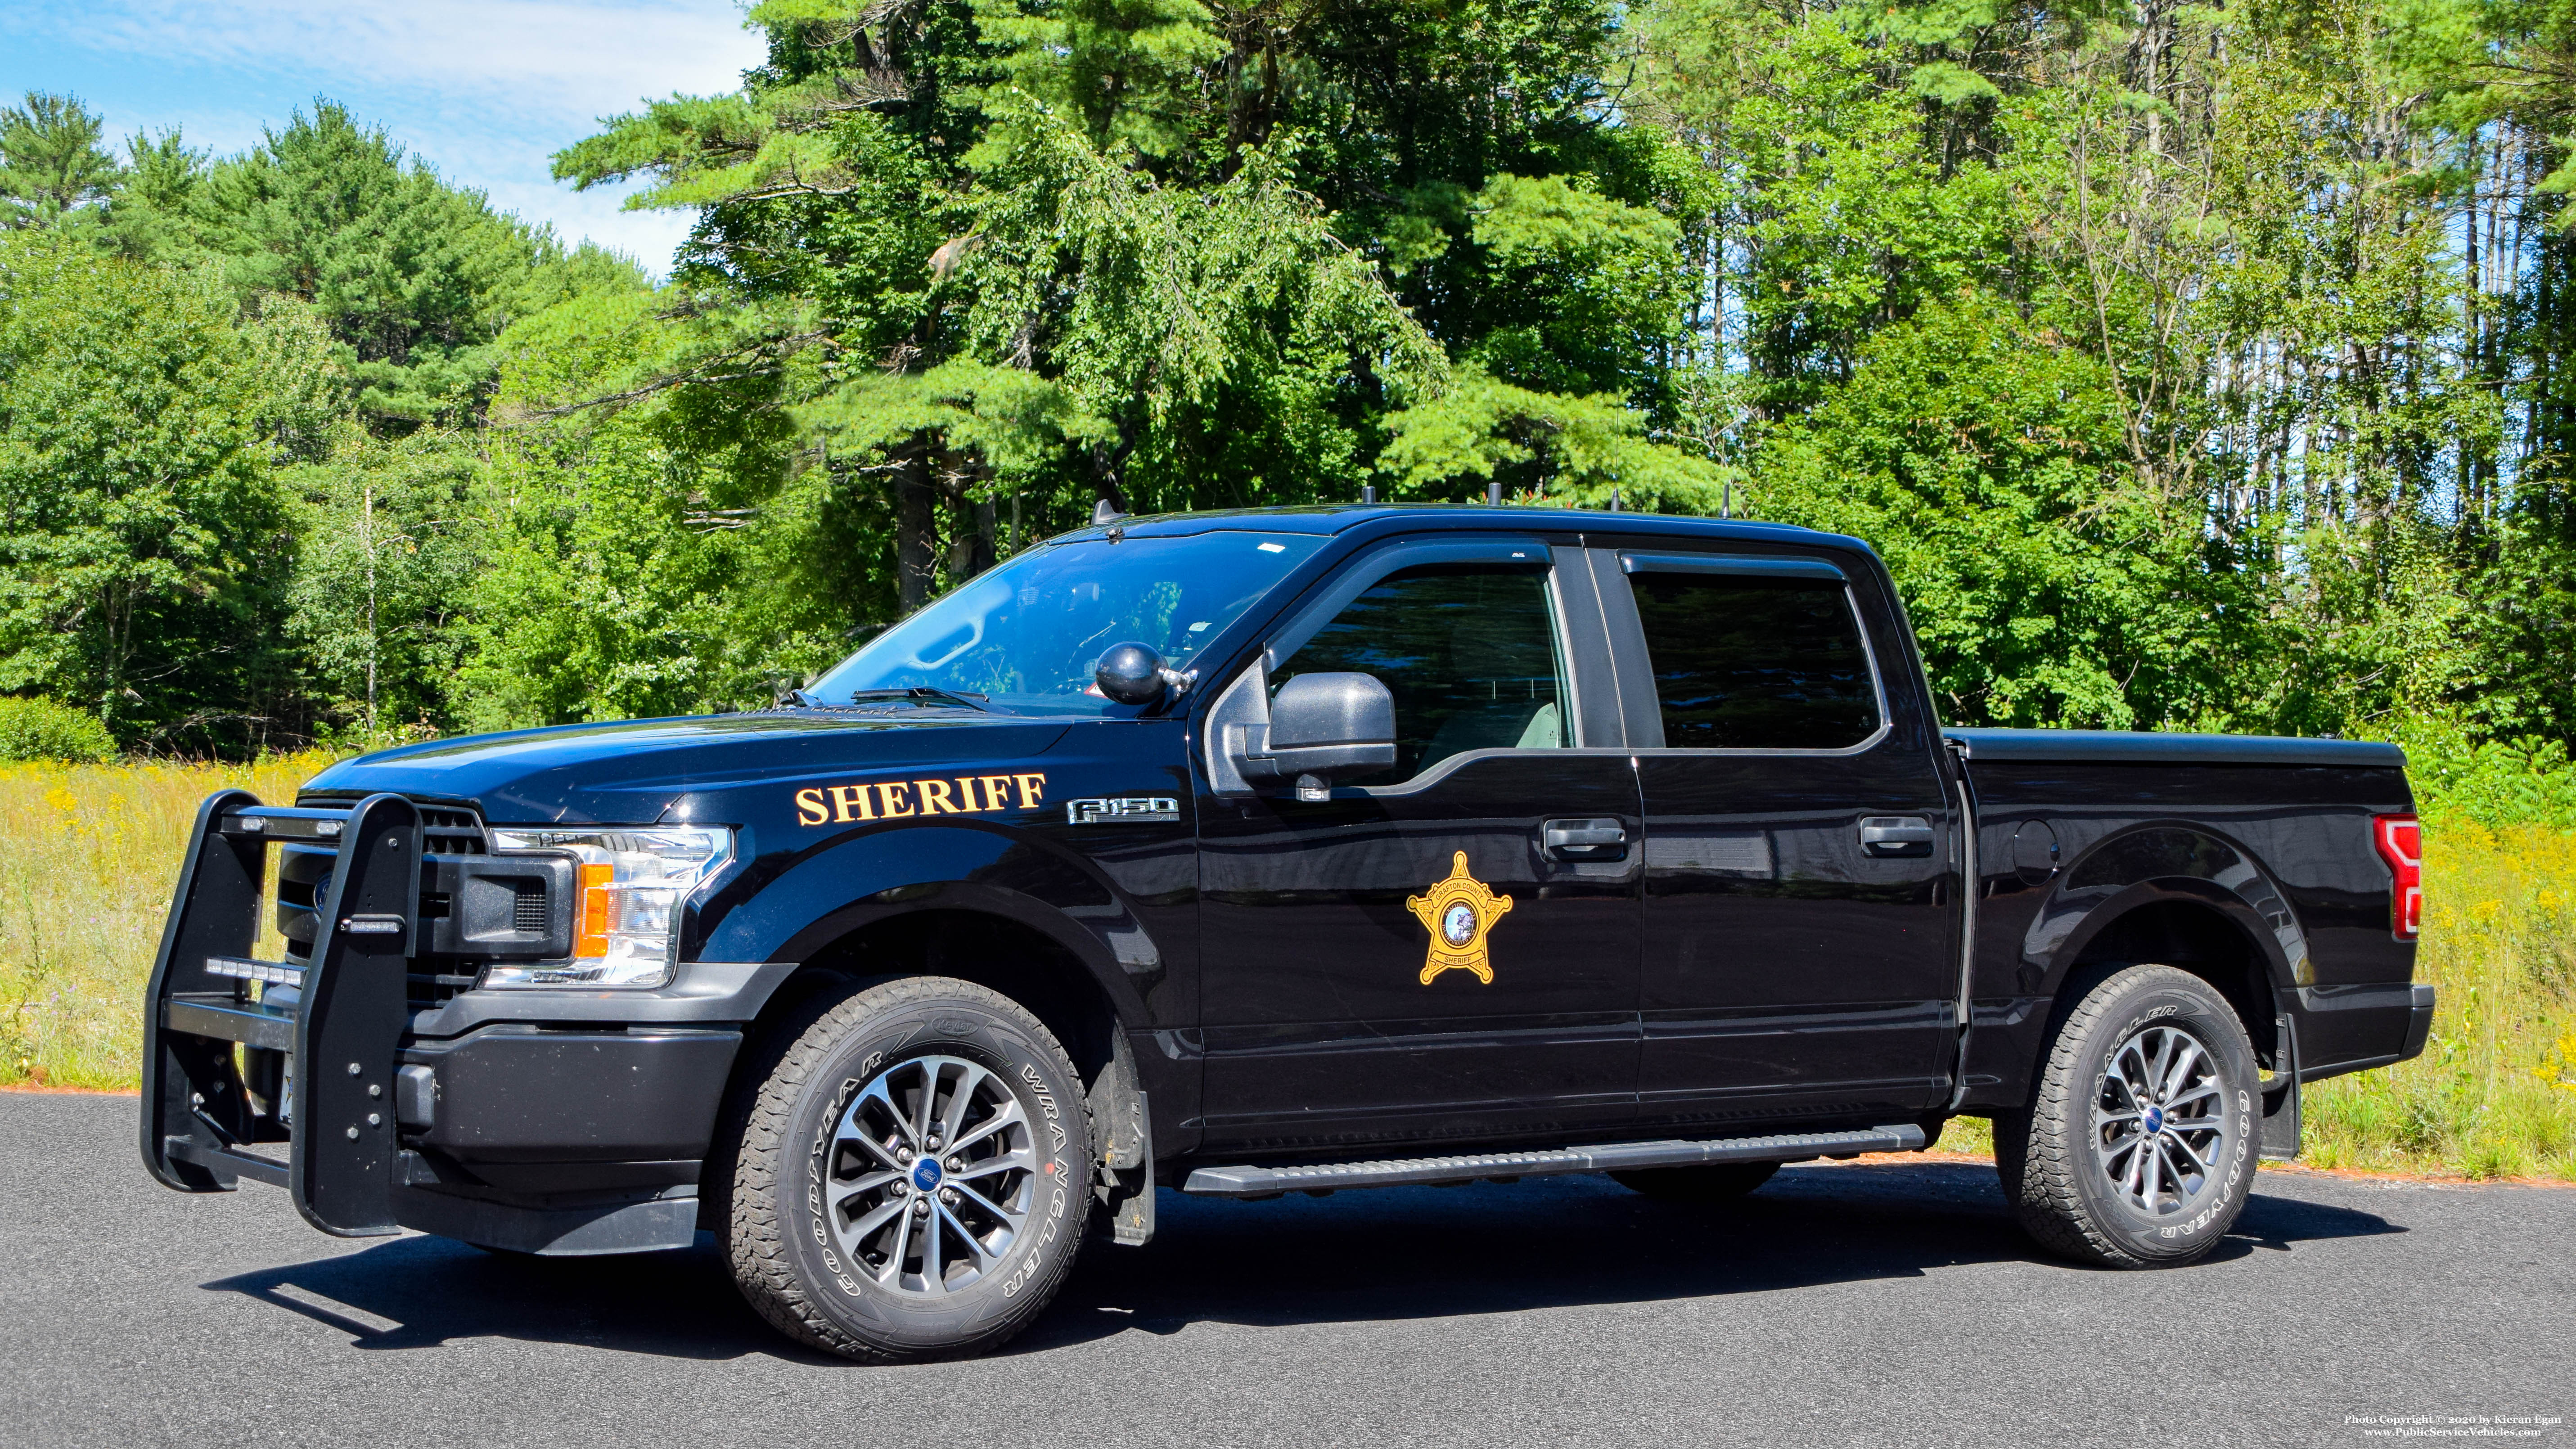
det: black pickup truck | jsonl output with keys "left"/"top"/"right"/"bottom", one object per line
{"left": 142, "top": 504, "right": 2435, "bottom": 1361}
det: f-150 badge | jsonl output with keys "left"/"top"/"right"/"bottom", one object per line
{"left": 1406, "top": 852, "right": 1513, "bottom": 985}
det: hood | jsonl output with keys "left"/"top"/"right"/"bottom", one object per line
{"left": 300, "top": 711, "right": 1075, "bottom": 824}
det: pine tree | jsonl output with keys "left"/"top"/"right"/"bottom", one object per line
{"left": 0, "top": 92, "right": 118, "bottom": 230}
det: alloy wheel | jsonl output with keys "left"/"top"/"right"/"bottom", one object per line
{"left": 2091, "top": 1021, "right": 2231, "bottom": 1218}
{"left": 825, "top": 1054, "right": 1037, "bottom": 1296}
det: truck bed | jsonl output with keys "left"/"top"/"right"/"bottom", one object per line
{"left": 1947, "top": 728, "right": 2430, "bottom": 1111}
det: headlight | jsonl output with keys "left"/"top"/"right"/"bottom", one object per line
{"left": 481, "top": 826, "right": 734, "bottom": 988}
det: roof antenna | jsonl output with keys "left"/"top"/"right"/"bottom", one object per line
{"left": 1091, "top": 496, "right": 1126, "bottom": 526}
{"left": 1609, "top": 489, "right": 1622, "bottom": 513}
{"left": 1362, "top": 484, "right": 1378, "bottom": 504}
{"left": 1486, "top": 479, "right": 1503, "bottom": 507}
{"left": 1721, "top": 482, "right": 1732, "bottom": 520}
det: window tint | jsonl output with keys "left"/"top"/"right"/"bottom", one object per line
{"left": 1274, "top": 565, "right": 1568, "bottom": 783}
{"left": 1630, "top": 571, "right": 1879, "bottom": 748}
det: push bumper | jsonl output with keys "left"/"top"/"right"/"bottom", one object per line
{"left": 142, "top": 790, "right": 785, "bottom": 1254}
{"left": 143, "top": 792, "right": 423, "bottom": 1233}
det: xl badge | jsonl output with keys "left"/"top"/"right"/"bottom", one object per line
{"left": 1406, "top": 851, "right": 1513, "bottom": 985}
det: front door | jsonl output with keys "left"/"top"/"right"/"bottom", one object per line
{"left": 1607, "top": 545, "right": 1959, "bottom": 1126}
{"left": 1195, "top": 542, "right": 1643, "bottom": 1154}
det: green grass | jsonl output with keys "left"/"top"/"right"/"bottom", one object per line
{"left": 2298, "top": 821, "right": 2576, "bottom": 1179}
{"left": 4, "top": 761, "right": 2571, "bottom": 1180}
{"left": 0, "top": 755, "right": 325, "bottom": 1089}
{"left": 1931, "top": 1116, "right": 1993, "bottom": 1157}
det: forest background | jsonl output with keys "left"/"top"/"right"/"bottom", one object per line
{"left": 7, "top": 0, "right": 2576, "bottom": 773}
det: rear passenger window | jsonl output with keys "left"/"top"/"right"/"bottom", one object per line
{"left": 1629, "top": 571, "right": 1879, "bottom": 749}
{"left": 1274, "top": 565, "right": 1568, "bottom": 784}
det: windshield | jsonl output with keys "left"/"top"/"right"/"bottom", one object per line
{"left": 808, "top": 531, "right": 1325, "bottom": 716}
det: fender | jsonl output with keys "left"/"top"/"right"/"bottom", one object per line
{"left": 2031, "top": 824, "right": 2308, "bottom": 993}
{"left": 1961, "top": 820, "right": 2307, "bottom": 1109}
{"left": 695, "top": 817, "right": 1162, "bottom": 1035}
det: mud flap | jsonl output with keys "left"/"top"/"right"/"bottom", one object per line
{"left": 2260, "top": 1012, "right": 2301, "bottom": 1162}
{"left": 1097, "top": 1084, "right": 1154, "bottom": 1247}
{"left": 1086, "top": 1035, "right": 1157, "bottom": 1246}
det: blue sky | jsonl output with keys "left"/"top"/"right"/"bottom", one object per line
{"left": 0, "top": 0, "right": 770, "bottom": 273}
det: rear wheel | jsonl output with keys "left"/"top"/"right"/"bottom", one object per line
{"left": 1609, "top": 1161, "right": 1780, "bottom": 1203}
{"left": 2000, "top": 964, "right": 2259, "bottom": 1268}
{"left": 722, "top": 976, "right": 1093, "bottom": 1362}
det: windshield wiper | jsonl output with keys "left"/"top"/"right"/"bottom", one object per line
{"left": 834, "top": 687, "right": 997, "bottom": 713}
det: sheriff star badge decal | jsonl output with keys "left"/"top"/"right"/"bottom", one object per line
{"left": 1406, "top": 851, "right": 1514, "bottom": 985}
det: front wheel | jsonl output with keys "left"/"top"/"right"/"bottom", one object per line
{"left": 2000, "top": 964, "right": 2260, "bottom": 1268}
{"left": 722, "top": 976, "right": 1093, "bottom": 1362}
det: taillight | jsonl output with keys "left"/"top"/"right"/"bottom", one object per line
{"left": 2373, "top": 814, "right": 2421, "bottom": 940}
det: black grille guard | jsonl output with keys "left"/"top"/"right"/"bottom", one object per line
{"left": 140, "top": 791, "right": 420, "bottom": 1236}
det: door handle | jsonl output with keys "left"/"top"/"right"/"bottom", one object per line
{"left": 1544, "top": 818, "right": 1629, "bottom": 861}
{"left": 1859, "top": 816, "right": 1936, "bottom": 857}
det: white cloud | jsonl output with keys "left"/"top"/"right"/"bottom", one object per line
{"left": 487, "top": 177, "right": 699, "bottom": 266}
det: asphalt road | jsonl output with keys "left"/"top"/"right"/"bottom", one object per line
{"left": 4, "top": 1093, "right": 2568, "bottom": 1449}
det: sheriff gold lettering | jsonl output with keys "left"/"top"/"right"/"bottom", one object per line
{"left": 790, "top": 770, "right": 1049, "bottom": 825}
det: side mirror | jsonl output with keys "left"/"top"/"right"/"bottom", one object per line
{"left": 1247, "top": 672, "right": 1397, "bottom": 800}
{"left": 1094, "top": 642, "right": 1170, "bottom": 706}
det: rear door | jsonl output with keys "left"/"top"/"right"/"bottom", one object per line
{"left": 1604, "top": 544, "right": 1959, "bottom": 1125}
{"left": 1193, "top": 536, "right": 1644, "bottom": 1153}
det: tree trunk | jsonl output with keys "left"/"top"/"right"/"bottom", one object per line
{"left": 944, "top": 484, "right": 996, "bottom": 581}
{"left": 893, "top": 438, "right": 937, "bottom": 613}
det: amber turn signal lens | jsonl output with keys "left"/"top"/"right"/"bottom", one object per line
{"left": 574, "top": 862, "right": 615, "bottom": 958}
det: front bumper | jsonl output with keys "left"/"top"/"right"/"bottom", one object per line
{"left": 400, "top": 1024, "right": 739, "bottom": 1188}
{"left": 380, "top": 1022, "right": 744, "bottom": 1255}
{"left": 142, "top": 791, "right": 791, "bottom": 1254}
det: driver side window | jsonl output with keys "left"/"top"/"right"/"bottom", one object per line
{"left": 1272, "top": 564, "right": 1569, "bottom": 785}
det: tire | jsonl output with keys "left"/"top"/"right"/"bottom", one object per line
{"left": 1609, "top": 1161, "right": 1780, "bottom": 1203}
{"left": 2000, "top": 964, "right": 2260, "bottom": 1269}
{"left": 722, "top": 976, "right": 1093, "bottom": 1362}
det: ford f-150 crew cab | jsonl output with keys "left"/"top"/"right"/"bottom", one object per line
{"left": 141, "top": 504, "right": 2436, "bottom": 1361}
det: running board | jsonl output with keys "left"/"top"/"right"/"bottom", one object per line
{"left": 1180, "top": 1124, "right": 1927, "bottom": 1198}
